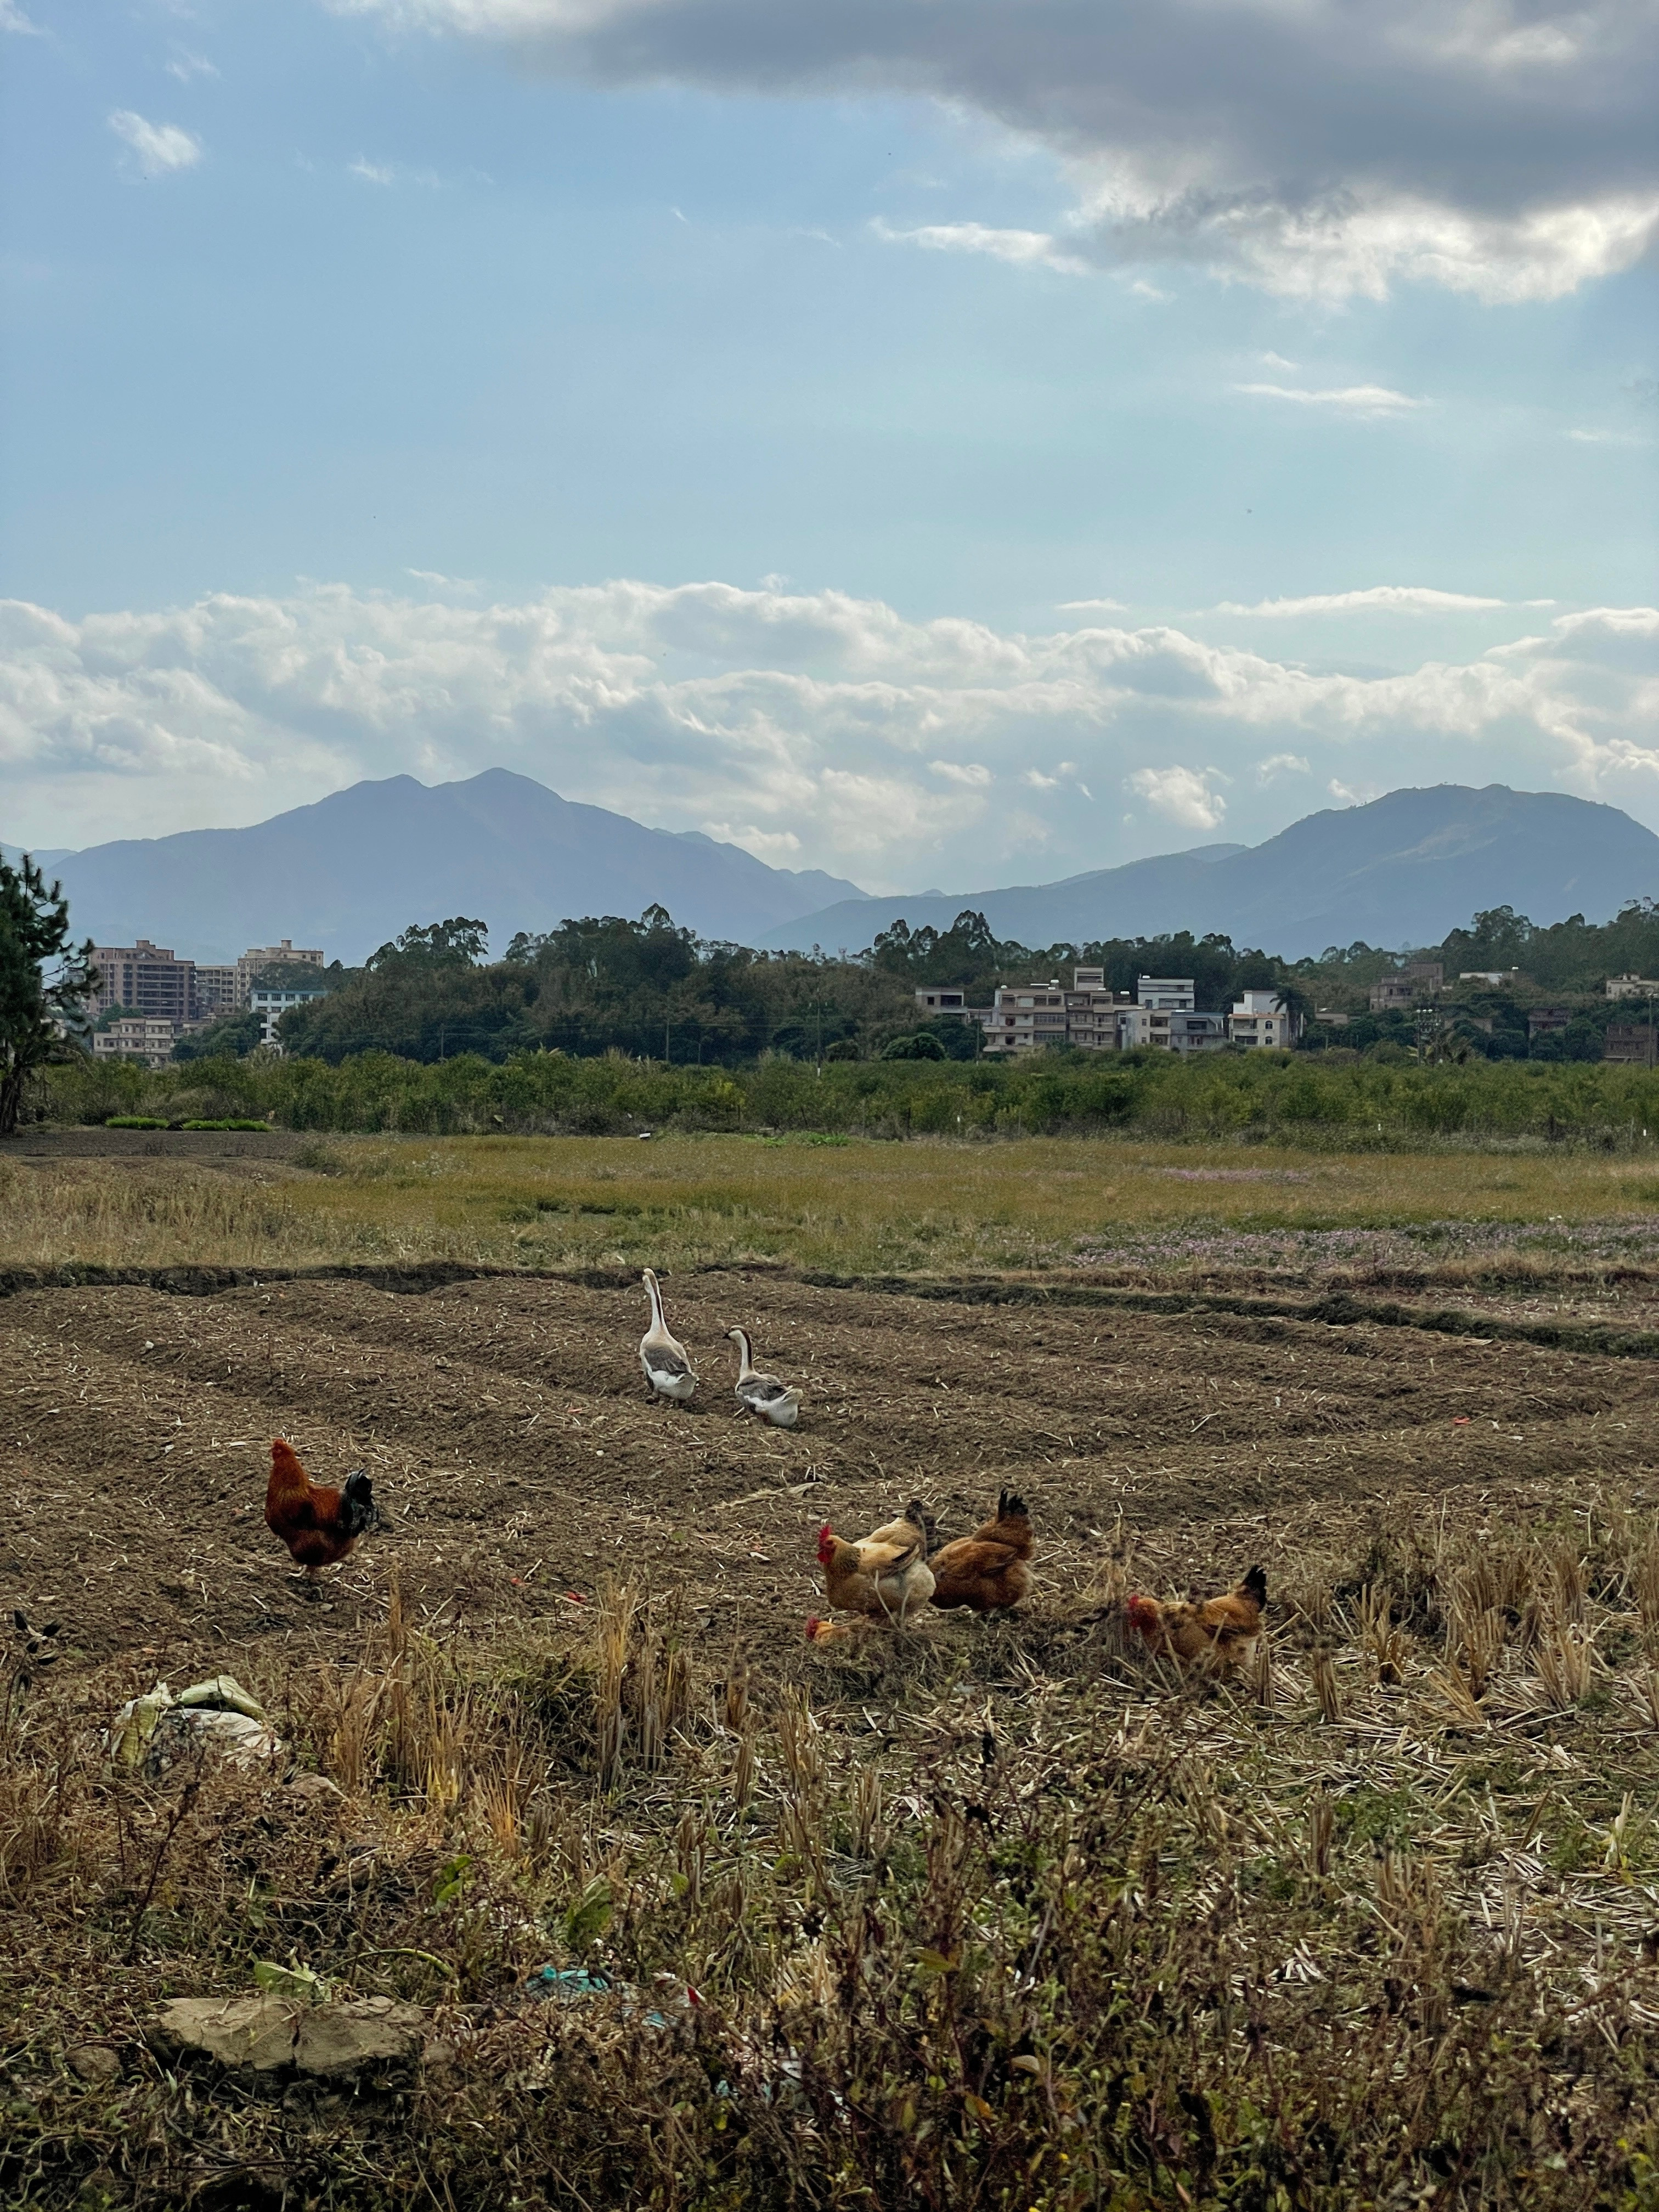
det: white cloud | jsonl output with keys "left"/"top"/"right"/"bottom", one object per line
{"left": 3, "top": 579, "right": 1655, "bottom": 883}
{"left": 1568, "top": 426, "right": 1653, "bottom": 447}
{"left": 1232, "top": 382, "right": 1429, "bottom": 418}
{"left": 1219, "top": 586, "right": 1512, "bottom": 617}
{"left": 324, "top": 0, "right": 1659, "bottom": 302}
{"left": 350, "top": 157, "right": 397, "bottom": 185}
{"left": 166, "top": 51, "right": 219, "bottom": 81}
{"left": 872, "top": 219, "right": 1088, "bottom": 276}
{"left": 1, "top": 1, "right": 41, "bottom": 32}
{"left": 1058, "top": 597, "right": 1127, "bottom": 615}
{"left": 1126, "top": 764, "right": 1228, "bottom": 832}
{"left": 108, "top": 111, "right": 203, "bottom": 177}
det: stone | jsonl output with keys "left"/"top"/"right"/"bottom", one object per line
{"left": 150, "top": 1995, "right": 427, "bottom": 2079}
{"left": 65, "top": 2043, "right": 122, "bottom": 2083}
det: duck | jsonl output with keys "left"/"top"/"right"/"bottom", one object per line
{"left": 639, "top": 1268, "right": 697, "bottom": 1402}
{"left": 725, "top": 1327, "right": 803, "bottom": 1427}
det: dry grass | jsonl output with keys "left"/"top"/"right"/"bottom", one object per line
{"left": 11, "top": 1485, "right": 1659, "bottom": 2206}
{"left": 8, "top": 1133, "right": 1659, "bottom": 1281}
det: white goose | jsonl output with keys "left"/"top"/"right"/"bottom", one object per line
{"left": 725, "top": 1327, "right": 803, "bottom": 1427}
{"left": 639, "top": 1268, "right": 698, "bottom": 1402}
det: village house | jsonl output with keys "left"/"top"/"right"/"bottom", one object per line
{"left": 1229, "top": 988, "right": 1297, "bottom": 1048}
{"left": 92, "top": 1016, "right": 184, "bottom": 1070}
{"left": 1606, "top": 975, "right": 1659, "bottom": 1001}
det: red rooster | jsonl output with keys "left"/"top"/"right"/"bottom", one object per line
{"left": 264, "top": 1439, "right": 380, "bottom": 1591}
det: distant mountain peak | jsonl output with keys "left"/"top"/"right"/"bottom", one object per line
{"left": 37, "top": 770, "right": 870, "bottom": 966}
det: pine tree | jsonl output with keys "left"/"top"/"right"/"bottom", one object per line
{"left": 0, "top": 851, "right": 98, "bottom": 1137}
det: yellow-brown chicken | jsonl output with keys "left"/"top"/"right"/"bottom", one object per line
{"left": 1126, "top": 1565, "right": 1266, "bottom": 1673}
{"left": 927, "top": 1490, "right": 1035, "bottom": 1612}
{"left": 816, "top": 1500, "right": 935, "bottom": 1625}
{"left": 264, "top": 1438, "right": 380, "bottom": 1590}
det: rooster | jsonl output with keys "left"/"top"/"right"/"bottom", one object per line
{"left": 816, "top": 1501, "right": 935, "bottom": 1626}
{"left": 264, "top": 1439, "right": 380, "bottom": 1592}
{"left": 927, "top": 1490, "right": 1035, "bottom": 1612}
{"left": 1126, "top": 1565, "right": 1267, "bottom": 1674}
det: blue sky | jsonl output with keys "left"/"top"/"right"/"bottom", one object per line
{"left": 1, "top": 0, "right": 1655, "bottom": 893}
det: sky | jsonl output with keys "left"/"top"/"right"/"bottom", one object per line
{"left": 1, "top": 0, "right": 1655, "bottom": 895}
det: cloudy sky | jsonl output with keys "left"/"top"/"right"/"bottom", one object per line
{"left": 1, "top": 0, "right": 1654, "bottom": 894}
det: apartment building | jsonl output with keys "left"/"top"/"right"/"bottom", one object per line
{"left": 87, "top": 936, "right": 325, "bottom": 1026}
{"left": 92, "top": 1016, "right": 183, "bottom": 1070}
{"left": 237, "top": 941, "right": 324, "bottom": 1000}
{"left": 1229, "top": 989, "right": 1296, "bottom": 1048}
{"left": 1368, "top": 976, "right": 1417, "bottom": 1013}
{"left": 87, "top": 941, "right": 195, "bottom": 1024}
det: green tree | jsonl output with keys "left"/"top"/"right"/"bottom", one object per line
{"left": 368, "top": 917, "right": 490, "bottom": 971}
{"left": 0, "top": 851, "right": 97, "bottom": 1137}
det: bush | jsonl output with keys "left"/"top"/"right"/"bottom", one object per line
{"left": 881, "top": 1032, "right": 948, "bottom": 1061}
{"left": 104, "top": 1115, "right": 169, "bottom": 1129}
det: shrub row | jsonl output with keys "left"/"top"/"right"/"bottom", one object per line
{"left": 32, "top": 1046, "right": 1659, "bottom": 1145}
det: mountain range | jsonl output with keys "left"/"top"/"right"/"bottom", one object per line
{"left": 2, "top": 771, "right": 866, "bottom": 965}
{"left": 7, "top": 777, "right": 1657, "bottom": 969}
{"left": 760, "top": 785, "right": 1659, "bottom": 960}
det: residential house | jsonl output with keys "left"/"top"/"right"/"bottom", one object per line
{"left": 1527, "top": 1008, "right": 1573, "bottom": 1040}
{"left": 1605, "top": 1025, "right": 1658, "bottom": 1066}
{"left": 1229, "top": 989, "right": 1297, "bottom": 1048}
{"left": 1165, "top": 1011, "right": 1229, "bottom": 1053}
{"left": 1459, "top": 969, "right": 1521, "bottom": 986}
{"left": 93, "top": 1016, "right": 182, "bottom": 1070}
{"left": 977, "top": 969, "right": 1132, "bottom": 1056}
{"left": 1606, "top": 975, "right": 1659, "bottom": 1001}
{"left": 1368, "top": 976, "right": 1418, "bottom": 1012}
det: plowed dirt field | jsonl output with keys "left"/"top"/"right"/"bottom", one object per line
{"left": 4, "top": 1266, "right": 1654, "bottom": 1686}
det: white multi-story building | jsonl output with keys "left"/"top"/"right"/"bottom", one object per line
{"left": 1607, "top": 975, "right": 1659, "bottom": 1001}
{"left": 1229, "top": 989, "right": 1297, "bottom": 1048}
{"left": 251, "top": 981, "right": 330, "bottom": 1051}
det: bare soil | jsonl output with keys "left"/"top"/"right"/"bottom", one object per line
{"left": 4, "top": 1267, "right": 1655, "bottom": 1691}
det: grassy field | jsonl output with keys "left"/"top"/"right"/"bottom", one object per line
{"left": 7, "top": 1130, "right": 1659, "bottom": 1280}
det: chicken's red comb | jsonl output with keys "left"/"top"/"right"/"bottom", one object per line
{"left": 804, "top": 1616, "right": 822, "bottom": 1639}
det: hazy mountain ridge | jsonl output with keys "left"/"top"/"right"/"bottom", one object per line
{"left": 763, "top": 787, "right": 1659, "bottom": 960}
{"left": 10, "top": 771, "right": 868, "bottom": 966}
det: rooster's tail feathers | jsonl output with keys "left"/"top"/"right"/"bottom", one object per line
{"left": 342, "top": 1470, "right": 380, "bottom": 1538}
